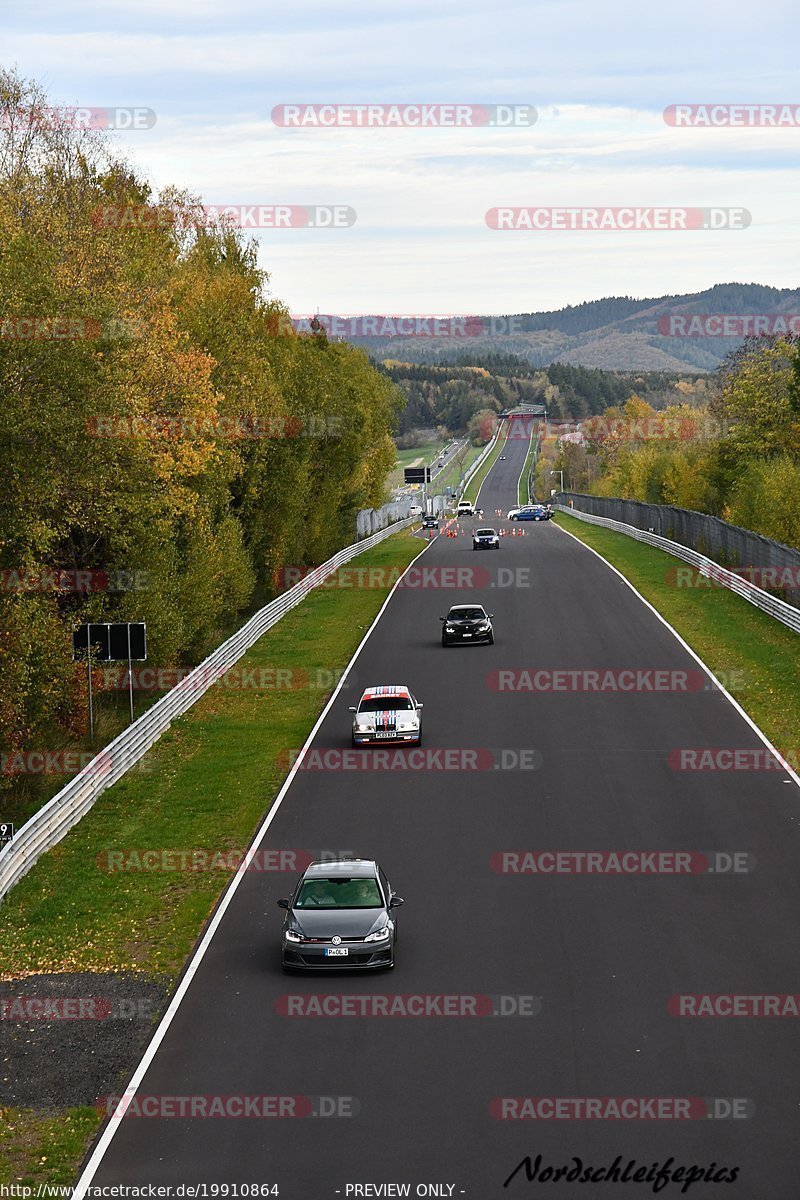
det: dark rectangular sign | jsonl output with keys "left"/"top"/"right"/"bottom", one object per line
{"left": 73, "top": 622, "right": 147, "bottom": 662}
{"left": 404, "top": 467, "right": 430, "bottom": 484}
{"left": 0, "top": 822, "right": 14, "bottom": 846}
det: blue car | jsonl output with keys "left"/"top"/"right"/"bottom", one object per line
{"left": 513, "top": 505, "right": 547, "bottom": 521}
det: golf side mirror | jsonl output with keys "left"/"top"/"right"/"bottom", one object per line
{"left": 389, "top": 895, "right": 404, "bottom": 908}
{"left": 277, "top": 898, "right": 290, "bottom": 910}
{"left": 348, "top": 706, "right": 357, "bottom": 712}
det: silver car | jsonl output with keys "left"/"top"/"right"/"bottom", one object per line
{"left": 473, "top": 527, "right": 500, "bottom": 550}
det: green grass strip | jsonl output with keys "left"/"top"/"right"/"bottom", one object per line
{"left": 0, "top": 530, "right": 424, "bottom": 981}
{"left": 0, "top": 1106, "right": 103, "bottom": 1187}
{"left": 555, "top": 513, "right": 800, "bottom": 755}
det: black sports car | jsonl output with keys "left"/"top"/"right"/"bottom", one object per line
{"left": 440, "top": 604, "right": 494, "bottom": 646}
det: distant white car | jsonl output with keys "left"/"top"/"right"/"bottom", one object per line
{"left": 408, "top": 504, "right": 424, "bottom": 517}
{"left": 457, "top": 501, "right": 476, "bottom": 516}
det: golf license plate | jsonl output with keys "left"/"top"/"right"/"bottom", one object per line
{"left": 325, "top": 947, "right": 348, "bottom": 957}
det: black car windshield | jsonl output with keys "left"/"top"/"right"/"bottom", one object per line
{"left": 358, "top": 697, "right": 413, "bottom": 712}
{"left": 448, "top": 608, "right": 485, "bottom": 621}
{"left": 295, "top": 878, "right": 383, "bottom": 908}
{"left": 476, "top": 529, "right": 496, "bottom": 536}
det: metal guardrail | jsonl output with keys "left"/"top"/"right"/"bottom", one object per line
{"left": 555, "top": 505, "right": 800, "bottom": 635}
{"left": 0, "top": 518, "right": 414, "bottom": 902}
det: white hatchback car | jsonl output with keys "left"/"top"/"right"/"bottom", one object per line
{"left": 349, "top": 686, "right": 423, "bottom": 746}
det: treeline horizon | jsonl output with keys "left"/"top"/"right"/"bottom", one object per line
{"left": 0, "top": 70, "right": 399, "bottom": 768}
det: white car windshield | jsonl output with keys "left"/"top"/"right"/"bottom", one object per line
{"left": 476, "top": 529, "right": 496, "bottom": 536}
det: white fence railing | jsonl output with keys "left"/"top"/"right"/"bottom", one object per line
{"left": 0, "top": 518, "right": 413, "bottom": 902}
{"left": 556, "top": 505, "right": 800, "bottom": 635}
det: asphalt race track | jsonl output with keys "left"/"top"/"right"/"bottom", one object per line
{"left": 82, "top": 416, "right": 800, "bottom": 1198}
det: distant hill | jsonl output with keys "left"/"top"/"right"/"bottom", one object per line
{"left": 338, "top": 284, "right": 800, "bottom": 372}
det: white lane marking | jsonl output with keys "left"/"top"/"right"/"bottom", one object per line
{"left": 553, "top": 518, "right": 800, "bottom": 791}
{"left": 73, "top": 533, "right": 436, "bottom": 1196}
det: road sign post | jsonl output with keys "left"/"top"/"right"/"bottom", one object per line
{"left": 73, "top": 622, "right": 148, "bottom": 737}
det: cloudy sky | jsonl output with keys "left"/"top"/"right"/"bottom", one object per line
{"left": 4, "top": 0, "right": 798, "bottom": 314}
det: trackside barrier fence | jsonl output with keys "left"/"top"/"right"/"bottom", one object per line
{"left": 554, "top": 502, "right": 800, "bottom": 635}
{"left": 556, "top": 492, "right": 800, "bottom": 609}
{"left": 0, "top": 518, "right": 413, "bottom": 901}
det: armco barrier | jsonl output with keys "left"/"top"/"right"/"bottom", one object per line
{"left": 0, "top": 518, "right": 413, "bottom": 902}
{"left": 555, "top": 505, "right": 800, "bottom": 635}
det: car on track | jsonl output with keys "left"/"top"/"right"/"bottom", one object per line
{"left": 457, "top": 500, "right": 476, "bottom": 516}
{"left": 440, "top": 604, "right": 494, "bottom": 646}
{"left": 512, "top": 504, "right": 549, "bottom": 521}
{"left": 278, "top": 858, "right": 403, "bottom": 972}
{"left": 473, "top": 527, "right": 500, "bottom": 550}
{"left": 349, "top": 685, "right": 423, "bottom": 746}
{"left": 408, "top": 504, "right": 424, "bottom": 517}
{"left": 499, "top": 454, "right": 507, "bottom": 460}
{"left": 422, "top": 514, "right": 439, "bottom": 529}
{"left": 506, "top": 504, "right": 534, "bottom": 519}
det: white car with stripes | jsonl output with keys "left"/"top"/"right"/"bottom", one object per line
{"left": 349, "top": 685, "right": 424, "bottom": 747}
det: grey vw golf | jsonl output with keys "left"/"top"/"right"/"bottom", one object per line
{"left": 278, "top": 859, "right": 403, "bottom": 971}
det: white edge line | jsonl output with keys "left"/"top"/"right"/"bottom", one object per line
{"left": 73, "top": 532, "right": 436, "bottom": 1196}
{"left": 553, "top": 517, "right": 800, "bottom": 791}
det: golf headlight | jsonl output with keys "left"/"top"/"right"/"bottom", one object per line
{"left": 365, "top": 925, "right": 391, "bottom": 942}
{"left": 445, "top": 625, "right": 456, "bottom": 632}
{"left": 478, "top": 621, "right": 490, "bottom": 629}
{"left": 284, "top": 929, "right": 302, "bottom": 943}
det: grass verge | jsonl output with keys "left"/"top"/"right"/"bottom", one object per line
{"left": 0, "top": 530, "right": 423, "bottom": 980}
{"left": 0, "top": 531, "right": 425, "bottom": 1185}
{"left": 0, "top": 1107, "right": 103, "bottom": 1187}
{"left": 555, "top": 513, "right": 800, "bottom": 754}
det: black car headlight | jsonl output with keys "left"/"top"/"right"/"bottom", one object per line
{"left": 284, "top": 929, "right": 303, "bottom": 943}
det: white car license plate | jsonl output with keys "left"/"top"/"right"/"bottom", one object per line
{"left": 463, "top": 632, "right": 472, "bottom": 637}
{"left": 375, "top": 731, "right": 396, "bottom": 738}
{"left": 325, "top": 947, "right": 348, "bottom": 956}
